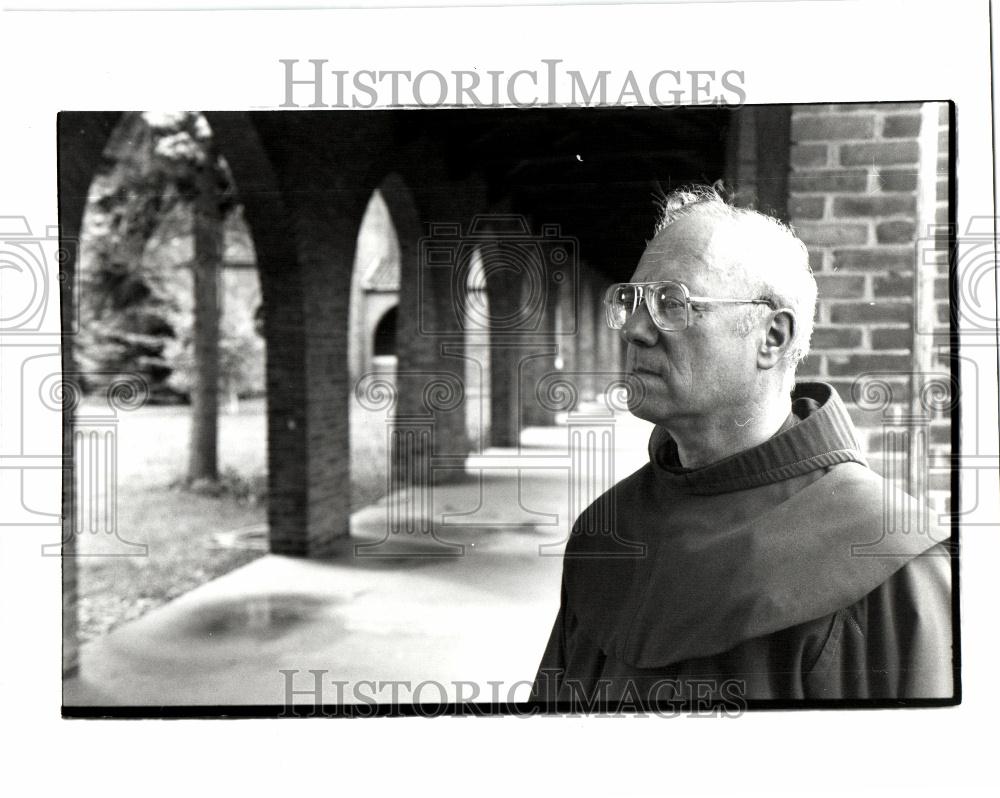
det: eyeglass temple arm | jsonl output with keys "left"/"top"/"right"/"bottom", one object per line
{"left": 686, "top": 296, "right": 773, "bottom": 305}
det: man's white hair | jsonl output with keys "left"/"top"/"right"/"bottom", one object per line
{"left": 654, "top": 184, "right": 817, "bottom": 367}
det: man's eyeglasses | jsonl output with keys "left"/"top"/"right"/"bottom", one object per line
{"left": 604, "top": 280, "right": 772, "bottom": 332}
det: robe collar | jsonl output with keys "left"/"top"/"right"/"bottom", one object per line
{"left": 645, "top": 382, "right": 869, "bottom": 495}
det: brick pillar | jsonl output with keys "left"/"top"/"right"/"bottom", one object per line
{"left": 57, "top": 112, "right": 123, "bottom": 676}
{"left": 209, "top": 112, "right": 379, "bottom": 556}
{"left": 727, "top": 105, "right": 759, "bottom": 207}
{"left": 519, "top": 257, "right": 559, "bottom": 428}
{"left": 392, "top": 166, "right": 484, "bottom": 478}
{"left": 727, "top": 105, "right": 792, "bottom": 219}
{"left": 298, "top": 199, "right": 370, "bottom": 546}
{"left": 483, "top": 240, "right": 526, "bottom": 447}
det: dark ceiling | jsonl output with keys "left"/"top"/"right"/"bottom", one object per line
{"left": 395, "top": 106, "right": 733, "bottom": 280}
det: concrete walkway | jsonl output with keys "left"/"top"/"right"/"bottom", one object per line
{"left": 63, "top": 410, "right": 653, "bottom": 707}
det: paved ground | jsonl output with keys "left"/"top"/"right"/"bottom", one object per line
{"left": 63, "top": 409, "right": 654, "bottom": 707}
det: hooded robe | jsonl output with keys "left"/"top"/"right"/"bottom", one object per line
{"left": 532, "top": 382, "right": 954, "bottom": 704}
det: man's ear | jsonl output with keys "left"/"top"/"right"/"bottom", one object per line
{"left": 757, "top": 308, "right": 796, "bottom": 370}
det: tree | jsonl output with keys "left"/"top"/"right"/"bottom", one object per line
{"left": 79, "top": 111, "right": 237, "bottom": 481}
{"left": 187, "top": 143, "right": 224, "bottom": 481}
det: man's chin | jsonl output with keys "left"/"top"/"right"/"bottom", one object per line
{"left": 624, "top": 379, "right": 676, "bottom": 423}
{"left": 627, "top": 400, "right": 658, "bottom": 423}
{"left": 625, "top": 373, "right": 658, "bottom": 414}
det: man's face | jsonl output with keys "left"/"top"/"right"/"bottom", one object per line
{"left": 622, "top": 213, "right": 762, "bottom": 427}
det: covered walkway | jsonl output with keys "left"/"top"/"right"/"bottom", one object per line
{"left": 63, "top": 410, "right": 653, "bottom": 707}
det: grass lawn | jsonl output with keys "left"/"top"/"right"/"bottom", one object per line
{"left": 75, "top": 398, "right": 270, "bottom": 643}
{"left": 76, "top": 396, "right": 395, "bottom": 643}
{"left": 76, "top": 487, "right": 267, "bottom": 641}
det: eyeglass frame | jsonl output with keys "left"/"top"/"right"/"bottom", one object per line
{"left": 604, "top": 280, "right": 774, "bottom": 332}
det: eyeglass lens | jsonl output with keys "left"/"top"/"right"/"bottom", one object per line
{"left": 607, "top": 282, "right": 687, "bottom": 331}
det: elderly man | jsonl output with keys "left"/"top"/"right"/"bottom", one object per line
{"left": 533, "top": 186, "right": 952, "bottom": 706}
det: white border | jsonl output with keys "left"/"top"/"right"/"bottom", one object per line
{"left": 2, "top": 1, "right": 996, "bottom": 796}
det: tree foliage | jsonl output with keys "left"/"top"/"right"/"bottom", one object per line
{"left": 78, "top": 112, "right": 240, "bottom": 400}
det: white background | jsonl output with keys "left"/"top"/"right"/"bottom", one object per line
{"left": 1, "top": 1, "right": 997, "bottom": 796}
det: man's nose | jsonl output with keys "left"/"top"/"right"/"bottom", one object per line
{"left": 620, "top": 302, "right": 659, "bottom": 347}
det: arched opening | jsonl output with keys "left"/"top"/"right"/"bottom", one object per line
{"left": 70, "top": 111, "right": 269, "bottom": 646}
{"left": 348, "top": 187, "right": 400, "bottom": 382}
{"left": 463, "top": 246, "right": 491, "bottom": 449}
{"left": 348, "top": 184, "right": 402, "bottom": 510}
{"left": 373, "top": 306, "right": 398, "bottom": 358}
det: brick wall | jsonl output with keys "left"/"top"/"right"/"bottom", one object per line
{"left": 788, "top": 102, "right": 952, "bottom": 510}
